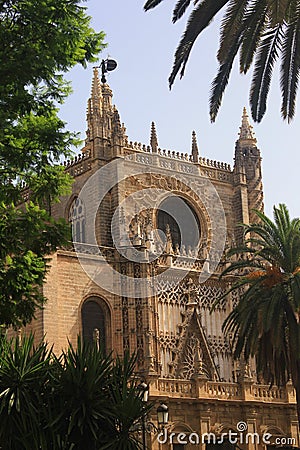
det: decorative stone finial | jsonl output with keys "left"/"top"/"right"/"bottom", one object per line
{"left": 150, "top": 121, "right": 158, "bottom": 153}
{"left": 191, "top": 130, "right": 199, "bottom": 163}
{"left": 238, "top": 107, "right": 257, "bottom": 143}
{"left": 91, "top": 67, "right": 102, "bottom": 100}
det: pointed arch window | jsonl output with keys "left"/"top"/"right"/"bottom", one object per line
{"left": 81, "top": 298, "right": 111, "bottom": 353}
{"left": 69, "top": 197, "right": 85, "bottom": 243}
{"left": 157, "top": 196, "right": 200, "bottom": 248}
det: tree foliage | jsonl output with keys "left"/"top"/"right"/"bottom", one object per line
{"left": 0, "top": 0, "right": 106, "bottom": 328}
{"left": 144, "top": 0, "right": 300, "bottom": 122}
{"left": 216, "top": 204, "right": 300, "bottom": 425}
{"left": 0, "top": 335, "right": 148, "bottom": 449}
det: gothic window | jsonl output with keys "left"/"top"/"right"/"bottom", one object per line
{"left": 157, "top": 196, "right": 200, "bottom": 248}
{"left": 81, "top": 298, "right": 110, "bottom": 353}
{"left": 69, "top": 197, "right": 85, "bottom": 243}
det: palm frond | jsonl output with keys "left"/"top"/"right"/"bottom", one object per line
{"left": 268, "top": 0, "right": 290, "bottom": 26}
{"left": 250, "top": 24, "right": 284, "bottom": 121}
{"left": 173, "top": 0, "right": 193, "bottom": 23}
{"left": 218, "top": 0, "right": 250, "bottom": 63}
{"left": 280, "top": 8, "right": 300, "bottom": 121}
{"left": 239, "top": 0, "right": 268, "bottom": 73}
{"left": 169, "top": 0, "right": 230, "bottom": 88}
{"left": 144, "top": 0, "right": 165, "bottom": 11}
{"left": 210, "top": 30, "right": 243, "bottom": 122}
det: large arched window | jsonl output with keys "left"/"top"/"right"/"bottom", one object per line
{"left": 157, "top": 196, "right": 200, "bottom": 248}
{"left": 81, "top": 298, "right": 110, "bottom": 352}
{"left": 69, "top": 197, "right": 85, "bottom": 243}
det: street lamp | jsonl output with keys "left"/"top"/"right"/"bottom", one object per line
{"left": 136, "top": 382, "right": 169, "bottom": 449}
{"left": 100, "top": 58, "right": 117, "bottom": 83}
{"left": 137, "top": 381, "right": 149, "bottom": 403}
{"left": 157, "top": 403, "right": 169, "bottom": 427}
{"left": 137, "top": 382, "right": 149, "bottom": 450}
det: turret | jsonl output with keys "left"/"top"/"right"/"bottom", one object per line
{"left": 84, "top": 68, "right": 126, "bottom": 159}
{"left": 233, "top": 108, "right": 264, "bottom": 242}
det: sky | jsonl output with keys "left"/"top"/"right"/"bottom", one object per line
{"left": 59, "top": 0, "right": 300, "bottom": 219}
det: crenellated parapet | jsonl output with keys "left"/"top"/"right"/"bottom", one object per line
{"left": 123, "top": 142, "right": 231, "bottom": 171}
{"left": 62, "top": 149, "right": 92, "bottom": 177}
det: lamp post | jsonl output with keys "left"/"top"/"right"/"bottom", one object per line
{"left": 100, "top": 58, "right": 117, "bottom": 83}
{"left": 137, "top": 382, "right": 149, "bottom": 450}
{"left": 137, "top": 382, "right": 169, "bottom": 449}
{"left": 157, "top": 403, "right": 169, "bottom": 428}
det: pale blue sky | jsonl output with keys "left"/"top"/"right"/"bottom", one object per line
{"left": 59, "top": 0, "right": 300, "bottom": 218}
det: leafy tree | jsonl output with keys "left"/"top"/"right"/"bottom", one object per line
{"left": 144, "top": 0, "right": 300, "bottom": 122}
{"left": 0, "top": 202, "right": 70, "bottom": 329}
{"left": 0, "top": 0, "right": 106, "bottom": 327}
{"left": 217, "top": 204, "right": 300, "bottom": 427}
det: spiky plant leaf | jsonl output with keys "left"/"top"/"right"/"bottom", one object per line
{"left": 239, "top": 0, "right": 268, "bottom": 73}
{"left": 280, "top": 6, "right": 300, "bottom": 121}
{"left": 210, "top": 31, "right": 243, "bottom": 121}
{"left": 168, "top": 0, "right": 230, "bottom": 88}
{"left": 173, "top": 0, "right": 193, "bottom": 22}
{"left": 250, "top": 24, "right": 284, "bottom": 121}
{"left": 218, "top": 0, "right": 249, "bottom": 62}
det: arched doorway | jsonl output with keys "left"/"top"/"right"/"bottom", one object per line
{"left": 81, "top": 298, "right": 111, "bottom": 353}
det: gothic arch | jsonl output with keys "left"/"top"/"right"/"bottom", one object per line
{"left": 125, "top": 174, "right": 212, "bottom": 246}
{"left": 81, "top": 296, "right": 111, "bottom": 353}
{"left": 157, "top": 195, "right": 201, "bottom": 249}
{"left": 169, "top": 421, "right": 195, "bottom": 434}
{"left": 68, "top": 196, "right": 86, "bottom": 243}
{"left": 168, "top": 421, "right": 197, "bottom": 449}
{"left": 65, "top": 193, "right": 78, "bottom": 221}
{"left": 155, "top": 188, "right": 210, "bottom": 245}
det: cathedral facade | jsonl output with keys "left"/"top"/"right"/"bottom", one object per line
{"left": 30, "top": 69, "right": 298, "bottom": 449}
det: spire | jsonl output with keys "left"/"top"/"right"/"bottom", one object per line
{"left": 91, "top": 67, "right": 102, "bottom": 100}
{"left": 112, "top": 106, "right": 122, "bottom": 134}
{"left": 191, "top": 130, "right": 199, "bottom": 163}
{"left": 85, "top": 68, "right": 103, "bottom": 147}
{"left": 87, "top": 68, "right": 102, "bottom": 121}
{"left": 238, "top": 107, "right": 257, "bottom": 144}
{"left": 150, "top": 121, "right": 158, "bottom": 153}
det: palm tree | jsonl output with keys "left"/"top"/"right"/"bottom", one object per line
{"left": 217, "top": 204, "right": 300, "bottom": 427}
{"left": 144, "top": 0, "right": 300, "bottom": 123}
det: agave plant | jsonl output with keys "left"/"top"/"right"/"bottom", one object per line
{"left": 50, "top": 339, "right": 148, "bottom": 450}
{"left": 100, "top": 352, "right": 152, "bottom": 450}
{"left": 0, "top": 334, "right": 53, "bottom": 450}
{"left": 0, "top": 335, "right": 151, "bottom": 449}
{"left": 49, "top": 338, "right": 113, "bottom": 449}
